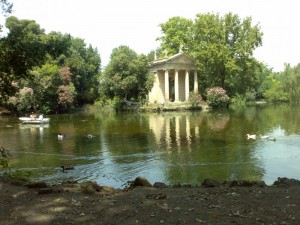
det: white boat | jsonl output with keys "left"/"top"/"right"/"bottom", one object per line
{"left": 19, "top": 116, "right": 50, "bottom": 124}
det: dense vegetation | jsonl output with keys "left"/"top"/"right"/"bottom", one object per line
{"left": 0, "top": 16, "right": 101, "bottom": 114}
{"left": 1, "top": 4, "right": 300, "bottom": 113}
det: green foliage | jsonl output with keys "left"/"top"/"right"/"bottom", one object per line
{"left": 101, "top": 45, "right": 150, "bottom": 102}
{"left": 261, "top": 73, "right": 288, "bottom": 102}
{"left": 0, "top": 16, "right": 48, "bottom": 102}
{"left": 157, "top": 17, "right": 193, "bottom": 56}
{"left": 188, "top": 91, "right": 203, "bottom": 107}
{"left": 63, "top": 38, "right": 101, "bottom": 105}
{"left": 10, "top": 87, "right": 36, "bottom": 113}
{"left": 158, "top": 13, "right": 263, "bottom": 96}
{"left": 0, "top": 146, "right": 31, "bottom": 182}
{"left": 230, "top": 94, "right": 246, "bottom": 106}
{"left": 282, "top": 63, "right": 300, "bottom": 103}
{"left": 0, "top": 146, "right": 11, "bottom": 173}
{"left": 244, "top": 90, "right": 257, "bottom": 102}
{"left": 1, "top": 16, "right": 100, "bottom": 113}
{"left": 206, "top": 87, "right": 230, "bottom": 108}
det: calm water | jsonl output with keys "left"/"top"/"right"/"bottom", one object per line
{"left": 1, "top": 104, "right": 300, "bottom": 188}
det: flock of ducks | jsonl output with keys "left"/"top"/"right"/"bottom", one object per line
{"left": 247, "top": 133, "right": 276, "bottom": 141}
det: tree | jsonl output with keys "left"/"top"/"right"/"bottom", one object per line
{"left": 101, "top": 45, "right": 150, "bottom": 101}
{"left": 0, "top": 16, "right": 47, "bottom": 102}
{"left": 157, "top": 17, "right": 193, "bottom": 56}
{"left": 0, "top": 0, "right": 12, "bottom": 15}
{"left": 62, "top": 38, "right": 101, "bottom": 105}
{"left": 282, "top": 63, "right": 300, "bottom": 103}
{"left": 157, "top": 13, "right": 263, "bottom": 96}
{"left": 0, "top": 0, "right": 12, "bottom": 32}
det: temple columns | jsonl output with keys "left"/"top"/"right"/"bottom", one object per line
{"left": 174, "top": 70, "right": 179, "bottom": 102}
{"left": 163, "top": 69, "right": 197, "bottom": 102}
{"left": 185, "top": 70, "right": 189, "bottom": 101}
{"left": 164, "top": 70, "right": 169, "bottom": 101}
{"left": 194, "top": 70, "right": 198, "bottom": 93}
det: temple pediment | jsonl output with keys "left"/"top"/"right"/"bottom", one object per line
{"left": 149, "top": 52, "right": 196, "bottom": 72}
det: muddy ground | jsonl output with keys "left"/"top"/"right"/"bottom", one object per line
{"left": 1, "top": 177, "right": 300, "bottom": 225}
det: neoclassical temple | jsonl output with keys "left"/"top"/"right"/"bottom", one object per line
{"left": 148, "top": 52, "right": 198, "bottom": 104}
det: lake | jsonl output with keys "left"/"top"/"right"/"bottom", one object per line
{"left": 1, "top": 103, "right": 300, "bottom": 188}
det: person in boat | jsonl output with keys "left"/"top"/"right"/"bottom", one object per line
{"left": 38, "top": 114, "right": 43, "bottom": 120}
{"left": 30, "top": 112, "right": 37, "bottom": 119}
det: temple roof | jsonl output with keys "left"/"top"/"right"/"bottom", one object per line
{"left": 149, "top": 52, "right": 196, "bottom": 72}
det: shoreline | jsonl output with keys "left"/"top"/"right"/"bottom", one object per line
{"left": 1, "top": 176, "right": 300, "bottom": 225}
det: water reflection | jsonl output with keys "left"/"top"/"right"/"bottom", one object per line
{"left": 149, "top": 113, "right": 202, "bottom": 150}
{"left": 1, "top": 104, "right": 300, "bottom": 187}
{"left": 147, "top": 111, "right": 264, "bottom": 185}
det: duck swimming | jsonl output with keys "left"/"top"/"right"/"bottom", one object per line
{"left": 260, "top": 134, "right": 269, "bottom": 139}
{"left": 247, "top": 134, "right": 256, "bottom": 139}
{"left": 61, "top": 165, "right": 74, "bottom": 172}
{"left": 86, "top": 134, "right": 94, "bottom": 139}
{"left": 58, "top": 133, "right": 65, "bottom": 140}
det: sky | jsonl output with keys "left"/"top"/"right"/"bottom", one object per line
{"left": 2, "top": 0, "right": 300, "bottom": 72}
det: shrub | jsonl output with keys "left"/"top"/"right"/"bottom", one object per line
{"left": 0, "top": 146, "right": 11, "bottom": 174}
{"left": 230, "top": 94, "right": 246, "bottom": 106}
{"left": 188, "top": 92, "right": 203, "bottom": 107}
{"left": 206, "top": 87, "right": 230, "bottom": 108}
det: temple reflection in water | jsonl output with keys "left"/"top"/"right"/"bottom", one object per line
{"left": 148, "top": 112, "right": 203, "bottom": 150}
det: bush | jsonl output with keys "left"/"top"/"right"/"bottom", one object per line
{"left": 0, "top": 146, "right": 11, "bottom": 174}
{"left": 188, "top": 92, "right": 203, "bottom": 107}
{"left": 206, "top": 87, "right": 230, "bottom": 108}
{"left": 230, "top": 94, "right": 246, "bottom": 106}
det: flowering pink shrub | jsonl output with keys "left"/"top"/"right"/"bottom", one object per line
{"left": 59, "top": 67, "right": 72, "bottom": 84}
{"left": 206, "top": 87, "right": 230, "bottom": 108}
{"left": 19, "top": 87, "right": 34, "bottom": 96}
{"left": 58, "top": 85, "right": 76, "bottom": 109}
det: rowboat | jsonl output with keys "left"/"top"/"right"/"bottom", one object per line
{"left": 19, "top": 116, "right": 50, "bottom": 124}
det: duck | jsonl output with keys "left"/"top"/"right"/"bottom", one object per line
{"left": 260, "top": 134, "right": 269, "bottom": 139}
{"left": 246, "top": 134, "right": 256, "bottom": 139}
{"left": 61, "top": 165, "right": 74, "bottom": 172}
{"left": 268, "top": 137, "right": 276, "bottom": 141}
{"left": 58, "top": 133, "right": 65, "bottom": 140}
{"left": 86, "top": 134, "right": 94, "bottom": 139}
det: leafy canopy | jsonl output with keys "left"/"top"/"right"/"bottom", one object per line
{"left": 0, "top": 16, "right": 49, "bottom": 101}
{"left": 157, "top": 13, "right": 263, "bottom": 96}
{"left": 101, "top": 45, "right": 151, "bottom": 101}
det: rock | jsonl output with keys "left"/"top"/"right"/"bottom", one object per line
{"left": 201, "top": 178, "right": 220, "bottom": 188}
{"left": 80, "top": 181, "right": 101, "bottom": 194}
{"left": 25, "top": 182, "right": 48, "bottom": 189}
{"left": 99, "top": 186, "right": 115, "bottom": 194}
{"left": 133, "top": 176, "right": 152, "bottom": 187}
{"left": 273, "top": 177, "right": 300, "bottom": 187}
{"left": 153, "top": 182, "right": 167, "bottom": 188}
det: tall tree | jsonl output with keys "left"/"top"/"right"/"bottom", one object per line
{"left": 158, "top": 13, "right": 263, "bottom": 96}
{"left": 0, "top": 16, "right": 48, "bottom": 102}
{"left": 63, "top": 38, "right": 101, "bottom": 105}
{"left": 101, "top": 45, "right": 150, "bottom": 101}
{"left": 282, "top": 63, "right": 300, "bottom": 103}
{"left": 157, "top": 17, "right": 193, "bottom": 56}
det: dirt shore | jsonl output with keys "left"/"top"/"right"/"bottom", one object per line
{"left": 1, "top": 177, "right": 300, "bottom": 225}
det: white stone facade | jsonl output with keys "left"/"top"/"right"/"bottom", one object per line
{"left": 148, "top": 52, "right": 198, "bottom": 104}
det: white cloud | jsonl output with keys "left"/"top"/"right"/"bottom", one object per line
{"left": 3, "top": 0, "right": 300, "bottom": 71}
